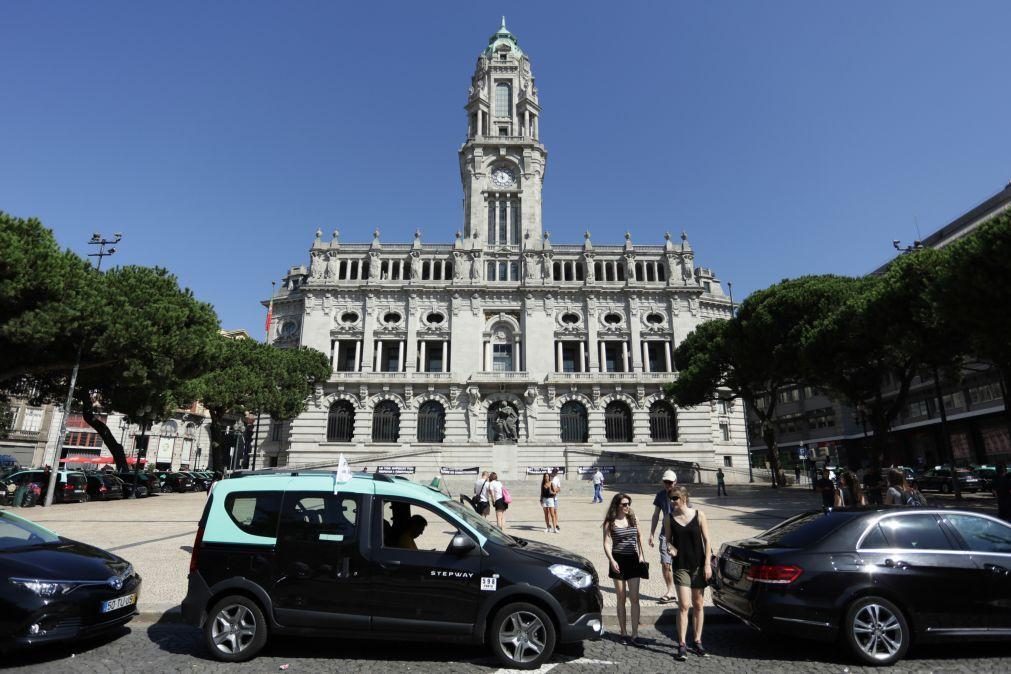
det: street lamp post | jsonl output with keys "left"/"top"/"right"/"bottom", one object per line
{"left": 44, "top": 233, "right": 121, "bottom": 507}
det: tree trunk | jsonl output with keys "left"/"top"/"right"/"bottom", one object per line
{"left": 208, "top": 409, "right": 229, "bottom": 474}
{"left": 761, "top": 424, "right": 782, "bottom": 488}
{"left": 78, "top": 393, "right": 129, "bottom": 472}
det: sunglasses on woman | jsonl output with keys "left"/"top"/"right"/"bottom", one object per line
{"left": 620, "top": 501, "right": 631, "bottom": 507}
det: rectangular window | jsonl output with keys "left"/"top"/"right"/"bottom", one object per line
{"left": 560, "top": 342, "right": 581, "bottom": 373}
{"left": 968, "top": 383, "right": 1001, "bottom": 406}
{"left": 603, "top": 342, "right": 625, "bottom": 373}
{"left": 905, "top": 399, "right": 929, "bottom": 419}
{"left": 335, "top": 340, "right": 358, "bottom": 372}
{"left": 718, "top": 399, "right": 730, "bottom": 415}
{"left": 719, "top": 422, "right": 730, "bottom": 442}
{"left": 942, "top": 391, "right": 965, "bottom": 411}
{"left": 723, "top": 456, "right": 733, "bottom": 468}
{"left": 492, "top": 344, "right": 513, "bottom": 372}
{"left": 498, "top": 201, "right": 508, "bottom": 242}
{"left": 21, "top": 407, "right": 43, "bottom": 433}
{"left": 494, "top": 81, "right": 512, "bottom": 117}
{"left": 225, "top": 491, "right": 282, "bottom": 539}
{"left": 271, "top": 420, "right": 283, "bottom": 442}
{"left": 644, "top": 341, "right": 670, "bottom": 372}
{"left": 280, "top": 492, "right": 359, "bottom": 545}
{"left": 422, "top": 341, "right": 446, "bottom": 373}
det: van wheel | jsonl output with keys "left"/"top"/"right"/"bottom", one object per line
{"left": 843, "top": 596, "right": 909, "bottom": 666}
{"left": 204, "top": 595, "right": 267, "bottom": 662}
{"left": 80, "top": 494, "right": 90, "bottom": 503}
{"left": 490, "top": 602, "right": 556, "bottom": 670}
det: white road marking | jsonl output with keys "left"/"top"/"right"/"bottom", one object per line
{"left": 493, "top": 657, "right": 615, "bottom": 673}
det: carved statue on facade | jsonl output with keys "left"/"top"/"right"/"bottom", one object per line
{"left": 325, "top": 250, "right": 339, "bottom": 279}
{"left": 489, "top": 401, "right": 519, "bottom": 442}
{"left": 309, "top": 250, "right": 326, "bottom": 280}
{"left": 469, "top": 253, "right": 483, "bottom": 281}
{"left": 410, "top": 253, "right": 422, "bottom": 281}
{"left": 368, "top": 253, "right": 381, "bottom": 279}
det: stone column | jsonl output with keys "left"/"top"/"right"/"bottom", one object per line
{"left": 484, "top": 341, "right": 491, "bottom": 371}
{"left": 375, "top": 340, "right": 384, "bottom": 373}
{"left": 512, "top": 341, "right": 520, "bottom": 372}
{"left": 398, "top": 341, "right": 405, "bottom": 372}
{"left": 405, "top": 297, "right": 418, "bottom": 372}
{"left": 419, "top": 341, "right": 427, "bottom": 373}
{"left": 622, "top": 341, "right": 630, "bottom": 373}
{"left": 664, "top": 341, "right": 673, "bottom": 373}
{"left": 599, "top": 342, "right": 607, "bottom": 373}
{"left": 556, "top": 342, "right": 563, "bottom": 372}
{"left": 331, "top": 340, "right": 339, "bottom": 372}
{"left": 362, "top": 299, "right": 375, "bottom": 371}
{"left": 643, "top": 342, "right": 651, "bottom": 373}
{"left": 442, "top": 341, "right": 449, "bottom": 373}
{"left": 578, "top": 342, "right": 586, "bottom": 373}
{"left": 353, "top": 340, "right": 361, "bottom": 372}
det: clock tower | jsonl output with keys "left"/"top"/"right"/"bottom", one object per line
{"left": 460, "top": 19, "right": 547, "bottom": 249}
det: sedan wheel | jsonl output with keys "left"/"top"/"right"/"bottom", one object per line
{"left": 844, "top": 596, "right": 909, "bottom": 666}
{"left": 490, "top": 602, "right": 556, "bottom": 669}
{"left": 940, "top": 483, "right": 951, "bottom": 494}
{"left": 204, "top": 596, "right": 267, "bottom": 662}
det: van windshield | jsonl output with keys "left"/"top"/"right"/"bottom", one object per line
{"left": 442, "top": 500, "right": 515, "bottom": 546}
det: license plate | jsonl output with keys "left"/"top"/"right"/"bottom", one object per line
{"left": 101, "top": 593, "right": 137, "bottom": 613}
{"left": 723, "top": 560, "right": 743, "bottom": 581}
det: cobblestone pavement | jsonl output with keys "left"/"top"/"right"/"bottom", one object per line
{"left": 4, "top": 614, "right": 1011, "bottom": 673}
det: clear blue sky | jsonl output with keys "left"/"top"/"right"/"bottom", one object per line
{"left": 3, "top": 1, "right": 1009, "bottom": 338}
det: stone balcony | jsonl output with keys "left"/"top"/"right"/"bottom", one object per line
{"left": 0, "top": 429, "right": 41, "bottom": 442}
{"left": 545, "top": 372, "right": 677, "bottom": 384}
{"left": 329, "top": 371, "right": 458, "bottom": 384}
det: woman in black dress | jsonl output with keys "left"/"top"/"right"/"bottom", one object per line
{"left": 663, "top": 486, "right": 714, "bottom": 660}
{"left": 602, "top": 492, "right": 646, "bottom": 644}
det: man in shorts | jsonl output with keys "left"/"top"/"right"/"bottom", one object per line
{"left": 648, "top": 469, "right": 678, "bottom": 603}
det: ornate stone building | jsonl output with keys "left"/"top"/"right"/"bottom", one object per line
{"left": 261, "top": 21, "right": 747, "bottom": 480}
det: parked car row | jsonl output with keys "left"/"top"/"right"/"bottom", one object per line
{"left": 0, "top": 469, "right": 220, "bottom": 507}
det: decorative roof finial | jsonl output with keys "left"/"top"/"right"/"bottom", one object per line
{"left": 414, "top": 228, "right": 421, "bottom": 240}
{"left": 501, "top": 16, "right": 507, "bottom": 31}
{"left": 315, "top": 228, "right": 322, "bottom": 240}
{"left": 681, "top": 230, "right": 688, "bottom": 242}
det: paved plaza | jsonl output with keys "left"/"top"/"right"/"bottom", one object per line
{"left": 7, "top": 480, "right": 1008, "bottom": 672}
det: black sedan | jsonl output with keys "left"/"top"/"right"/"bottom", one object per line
{"left": 84, "top": 473, "right": 125, "bottom": 501}
{"left": 0, "top": 509, "right": 142, "bottom": 650}
{"left": 917, "top": 468, "right": 980, "bottom": 494}
{"left": 714, "top": 507, "right": 1011, "bottom": 666}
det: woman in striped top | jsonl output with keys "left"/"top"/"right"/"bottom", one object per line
{"left": 603, "top": 492, "right": 646, "bottom": 644}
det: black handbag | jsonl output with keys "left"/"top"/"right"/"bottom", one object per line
{"left": 707, "top": 555, "right": 722, "bottom": 590}
{"left": 637, "top": 560, "right": 650, "bottom": 579}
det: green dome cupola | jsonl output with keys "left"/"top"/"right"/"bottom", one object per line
{"left": 483, "top": 16, "right": 523, "bottom": 58}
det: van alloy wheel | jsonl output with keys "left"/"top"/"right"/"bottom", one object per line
{"left": 499, "top": 610, "right": 546, "bottom": 664}
{"left": 490, "top": 602, "right": 556, "bottom": 669}
{"left": 204, "top": 595, "right": 267, "bottom": 662}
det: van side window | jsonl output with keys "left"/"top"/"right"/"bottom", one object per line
{"left": 380, "top": 499, "right": 461, "bottom": 553}
{"left": 281, "top": 492, "right": 359, "bottom": 544}
{"left": 225, "top": 491, "right": 282, "bottom": 538}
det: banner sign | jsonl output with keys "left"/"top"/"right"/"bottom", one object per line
{"left": 577, "top": 466, "right": 616, "bottom": 475}
{"left": 440, "top": 466, "right": 480, "bottom": 475}
{"left": 526, "top": 466, "right": 566, "bottom": 475}
{"left": 377, "top": 465, "right": 415, "bottom": 475}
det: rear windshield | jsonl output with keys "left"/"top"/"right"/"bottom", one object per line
{"left": 67, "top": 474, "right": 87, "bottom": 487}
{"left": 754, "top": 510, "right": 855, "bottom": 548}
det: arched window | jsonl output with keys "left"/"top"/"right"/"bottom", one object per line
{"left": 649, "top": 401, "right": 678, "bottom": 442}
{"left": 371, "top": 401, "right": 400, "bottom": 443}
{"left": 417, "top": 401, "right": 446, "bottom": 443}
{"left": 605, "top": 401, "right": 633, "bottom": 442}
{"left": 327, "top": 400, "right": 355, "bottom": 442}
{"left": 560, "top": 401, "right": 588, "bottom": 443}
{"left": 495, "top": 82, "right": 512, "bottom": 117}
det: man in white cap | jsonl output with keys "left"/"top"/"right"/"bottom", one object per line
{"left": 648, "top": 469, "right": 679, "bottom": 603}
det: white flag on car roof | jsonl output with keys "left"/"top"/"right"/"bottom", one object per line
{"left": 334, "top": 454, "right": 352, "bottom": 489}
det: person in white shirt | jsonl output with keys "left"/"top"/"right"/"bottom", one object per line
{"left": 592, "top": 468, "right": 605, "bottom": 503}
{"left": 550, "top": 468, "right": 562, "bottom": 531}
{"left": 487, "top": 472, "right": 507, "bottom": 528}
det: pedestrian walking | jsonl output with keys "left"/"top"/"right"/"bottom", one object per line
{"left": 488, "top": 472, "right": 508, "bottom": 528}
{"left": 541, "top": 472, "right": 558, "bottom": 533}
{"left": 592, "top": 468, "right": 605, "bottom": 503}
{"left": 476, "top": 472, "right": 491, "bottom": 518}
{"left": 715, "top": 468, "right": 727, "bottom": 497}
{"left": 550, "top": 468, "right": 562, "bottom": 531}
{"left": 603, "top": 493, "right": 646, "bottom": 645}
{"left": 648, "top": 469, "right": 678, "bottom": 604}
{"left": 815, "top": 468, "right": 835, "bottom": 508}
{"left": 834, "top": 470, "right": 867, "bottom": 507}
{"left": 794, "top": 464, "right": 801, "bottom": 485}
{"left": 664, "top": 486, "right": 714, "bottom": 660}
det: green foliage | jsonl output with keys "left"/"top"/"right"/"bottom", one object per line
{"left": 184, "top": 337, "right": 330, "bottom": 472}
{"left": 668, "top": 275, "right": 855, "bottom": 485}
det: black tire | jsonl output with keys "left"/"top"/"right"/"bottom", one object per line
{"left": 204, "top": 595, "right": 267, "bottom": 662}
{"left": 940, "top": 482, "right": 951, "bottom": 494}
{"left": 80, "top": 493, "right": 90, "bottom": 504}
{"left": 489, "top": 602, "right": 556, "bottom": 670}
{"left": 842, "top": 596, "right": 909, "bottom": 666}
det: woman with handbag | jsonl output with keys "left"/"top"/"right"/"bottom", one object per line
{"left": 602, "top": 492, "right": 647, "bottom": 645}
{"left": 663, "top": 486, "right": 714, "bottom": 660}
{"left": 488, "top": 472, "right": 508, "bottom": 528}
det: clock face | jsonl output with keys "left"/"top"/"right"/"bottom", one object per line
{"left": 491, "top": 167, "right": 516, "bottom": 188}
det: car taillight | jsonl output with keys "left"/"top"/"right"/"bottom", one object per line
{"left": 189, "top": 524, "right": 205, "bottom": 574}
{"left": 99, "top": 485, "right": 107, "bottom": 492}
{"left": 63, "top": 483, "right": 73, "bottom": 490}
{"left": 746, "top": 564, "right": 802, "bottom": 584}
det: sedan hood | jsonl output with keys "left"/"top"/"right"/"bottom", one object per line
{"left": 0, "top": 539, "right": 130, "bottom": 581}
{"left": 508, "top": 537, "right": 594, "bottom": 569}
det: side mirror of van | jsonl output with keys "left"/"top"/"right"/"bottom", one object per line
{"left": 449, "top": 534, "right": 476, "bottom": 555}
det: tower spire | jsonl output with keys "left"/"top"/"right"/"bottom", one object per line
{"left": 501, "top": 16, "right": 507, "bottom": 31}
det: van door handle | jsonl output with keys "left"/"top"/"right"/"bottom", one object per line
{"left": 882, "top": 559, "right": 909, "bottom": 569}
{"left": 378, "top": 560, "right": 401, "bottom": 570}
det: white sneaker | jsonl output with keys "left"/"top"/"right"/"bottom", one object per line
{"left": 553, "top": 528, "right": 559, "bottom": 534}
{"left": 544, "top": 527, "right": 551, "bottom": 534}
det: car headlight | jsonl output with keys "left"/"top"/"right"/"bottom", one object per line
{"left": 549, "top": 564, "right": 593, "bottom": 590}
{"left": 10, "top": 578, "right": 80, "bottom": 597}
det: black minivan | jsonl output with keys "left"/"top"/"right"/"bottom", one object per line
{"left": 182, "top": 471, "right": 603, "bottom": 668}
